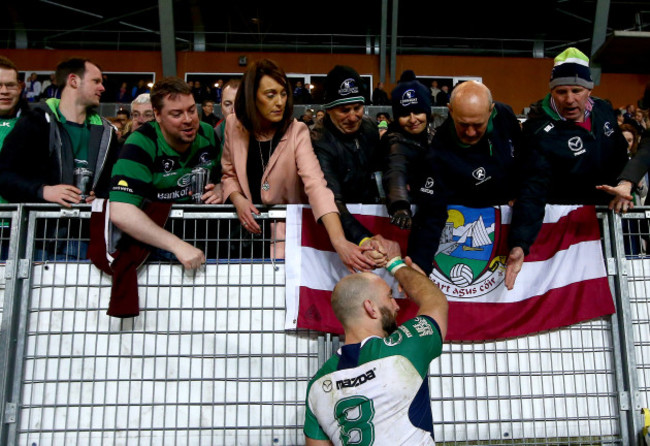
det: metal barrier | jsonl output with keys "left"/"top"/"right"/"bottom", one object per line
{"left": 0, "top": 204, "right": 647, "bottom": 445}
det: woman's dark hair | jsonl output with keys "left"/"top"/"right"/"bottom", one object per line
{"left": 620, "top": 123, "right": 639, "bottom": 156}
{"left": 234, "top": 58, "right": 293, "bottom": 136}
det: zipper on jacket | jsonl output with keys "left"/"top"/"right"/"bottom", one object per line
{"left": 93, "top": 124, "right": 113, "bottom": 190}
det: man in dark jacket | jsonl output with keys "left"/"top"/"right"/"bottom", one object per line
{"left": 506, "top": 47, "right": 629, "bottom": 288}
{"left": 0, "top": 57, "right": 120, "bottom": 205}
{"left": 407, "top": 80, "right": 526, "bottom": 275}
{"left": 311, "top": 65, "right": 391, "bottom": 259}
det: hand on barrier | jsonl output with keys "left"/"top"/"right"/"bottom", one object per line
{"left": 43, "top": 184, "right": 82, "bottom": 208}
{"left": 174, "top": 240, "right": 205, "bottom": 270}
{"left": 202, "top": 183, "right": 223, "bottom": 204}
{"left": 596, "top": 181, "right": 634, "bottom": 214}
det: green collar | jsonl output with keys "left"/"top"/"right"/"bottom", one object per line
{"left": 449, "top": 106, "right": 498, "bottom": 153}
{"left": 540, "top": 93, "right": 561, "bottom": 120}
{"left": 46, "top": 97, "right": 103, "bottom": 126}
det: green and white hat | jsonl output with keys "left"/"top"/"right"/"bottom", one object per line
{"left": 549, "top": 47, "right": 594, "bottom": 89}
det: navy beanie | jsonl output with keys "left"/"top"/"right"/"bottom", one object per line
{"left": 391, "top": 80, "right": 432, "bottom": 118}
{"left": 324, "top": 65, "right": 366, "bottom": 109}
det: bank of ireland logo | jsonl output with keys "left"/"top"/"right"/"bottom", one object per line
{"left": 338, "top": 78, "right": 359, "bottom": 96}
{"left": 400, "top": 89, "right": 418, "bottom": 107}
{"left": 177, "top": 173, "right": 193, "bottom": 187}
{"left": 431, "top": 206, "right": 506, "bottom": 298}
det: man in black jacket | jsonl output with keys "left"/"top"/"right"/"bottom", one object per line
{"left": 407, "top": 80, "right": 526, "bottom": 275}
{"left": 0, "top": 57, "right": 120, "bottom": 205}
{"left": 311, "top": 65, "right": 392, "bottom": 262}
{"left": 505, "top": 47, "right": 629, "bottom": 289}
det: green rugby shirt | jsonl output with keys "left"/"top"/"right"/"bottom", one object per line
{"left": 110, "top": 121, "right": 218, "bottom": 206}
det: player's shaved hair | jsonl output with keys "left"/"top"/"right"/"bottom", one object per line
{"left": 331, "top": 273, "right": 380, "bottom": 327}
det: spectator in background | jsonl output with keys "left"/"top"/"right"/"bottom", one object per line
{"left": 376, "top": 111, "right": 391, "bottom": 124}
{"left": 119, "top": 93, "right": 154, "bottom": 143}
{"left": 131, "top": 79, "right": 148, "bottom": 100}
{"left": 314, "top": 109, "right": 325, "bottom": 123}
{"left": 221, "top": 58, "right": 382, "bottom": 271}
{"left": 215, "top": 79, "right": 240, "bottom": 151}
{"left": 192, "top": 80, "right": 207, "bottom": 105}
{"left": 372, "top": 81, "right": 390, "bottom": 105}
{"left": 436, "top": 84, "right": 450, "bottom": 106}
{"left": 200, "top": 99, "right": 219, "bottom": 127}
{"left": 311, "top": 65, "right": 394, "bottom": 264}
{"left": 115, "top": 108, "right": 130, "bottom": 129}
{"left": 116, "top": 82, "right": 132, "bottom": 103}
{"left": 293, "top": 80, "right": 306, "bottom": 104}
{"left": 24, "top": 72, "right": 42, "bottom": 102}
{"left": 214, "top": 78, "right": 224, "bottom": 104}
{"left": 42, "top": 73, "right": 60, "bottom": 100}
{"left": 0, "top": 57, "right": 120, "bottom": 206}
{"left": 430, "top": 79, "right": 441, "bottom": 105}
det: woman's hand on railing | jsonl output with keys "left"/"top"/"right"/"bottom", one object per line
{"left": 231, "top": 192, "right": 261, "bottom": 234}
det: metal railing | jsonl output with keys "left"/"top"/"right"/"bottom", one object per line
{"left": 0, "top": 204, "right": 648, "bottom": 445}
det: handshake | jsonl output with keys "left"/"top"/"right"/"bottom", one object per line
{"left": 359, "top": 234, "right": 402, "bottom": 269}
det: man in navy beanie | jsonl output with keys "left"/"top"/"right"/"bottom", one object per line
{"left": 311, "top": 65, "right": 395, "bottom": 266}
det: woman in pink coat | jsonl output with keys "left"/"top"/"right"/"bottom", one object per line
{"left": 221, "top": 59, "right": 378, "bottom": 272}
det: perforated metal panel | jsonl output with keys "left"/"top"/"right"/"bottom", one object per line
{"left": 0, "top": 205, "right": 646, "bottom": 445}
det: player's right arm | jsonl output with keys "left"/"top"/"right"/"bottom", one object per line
{"left": 386, "top": 241, "right": 449, "bottom": 339}
{"left": 305, "top": 436, "right": 333, "bottom": 446}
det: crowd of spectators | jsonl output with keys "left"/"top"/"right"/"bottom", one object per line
{"left": 1, "top": 50, "right": 649, "bottom": 272}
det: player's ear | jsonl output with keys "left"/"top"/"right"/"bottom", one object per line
{"left": 363, "top": 299, "right": 378, "bottom": 319}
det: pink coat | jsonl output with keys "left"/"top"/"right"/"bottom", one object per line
{"left": 221, "top": 115, "right": 338, "bottom": 221}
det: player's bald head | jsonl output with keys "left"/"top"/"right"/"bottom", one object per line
{"left": 331, "top": 273, "right": 383, "bottom": 327}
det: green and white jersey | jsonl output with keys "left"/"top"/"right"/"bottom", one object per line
{"left": 304, "top": 316, "right": 443, "bottom": 445}
{"left": 110, "top": 121, "right": 218, "bottom": 206}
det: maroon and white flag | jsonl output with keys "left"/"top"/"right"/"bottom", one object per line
{"left": 284, "top": 204, "right": 615, "bottom": 341}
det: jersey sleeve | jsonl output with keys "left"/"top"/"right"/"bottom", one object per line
{"left": 304, "top": 383, "right": 331, "bottom": 441}
{"left": 109, "top": 133, "right": 154, "bottom": 206}
{"left": 381, "top": 315, "right": 443, "bottom": 377}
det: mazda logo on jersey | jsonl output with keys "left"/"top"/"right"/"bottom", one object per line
{"left": 568, "top": 136, "right": 585, "bottom": 156}
{"left": 336, "top": 369, "right": 376, "bottom": 389}
{"left": 425, "top": 177, "right": 434, "bottom": 188}
{"left": 322, "top": 380, "right": 333, "bottom": 392}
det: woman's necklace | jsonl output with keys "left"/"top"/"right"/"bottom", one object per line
{"left": 258, "top": 140, "right": 272, "bottom": 191}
